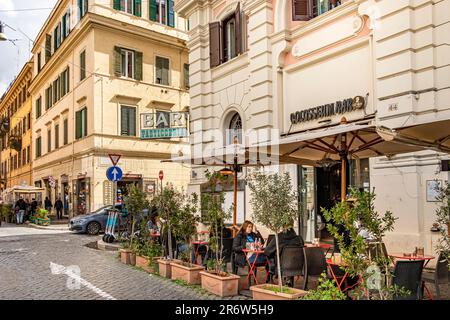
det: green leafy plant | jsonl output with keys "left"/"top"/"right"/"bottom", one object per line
{"left": 0, "top": 204, "right": 12, "bottom": 222}
{"left": 302, "top": 273, "right": 347, "bottom": 300}
{"left": 248, "top": 171, "right": 300, "bottom": 293}
{"left": 433, "top": 181, "right": 450, "bottom": 270}
{"left": 322, "top": 188, "right": 403, "bottom": 300}
{"left": 123, "top": 184, "right": 149, "bottom": 248}
{"left": 201, "top": 170, "right": 232, "bottom": 276}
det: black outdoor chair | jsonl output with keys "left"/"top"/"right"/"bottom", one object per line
{"left": 279, "top": 245, "right": 305, "bottom": 287}
{"left": 303, "top": 246, "right": 328, "bottom": 290}
{"left": 392, "top": 260, "right": 424, "bottom": 300}
{"left": 266, "top": 234, "right": 275, "bottom": 247}
{"left": 422, "top": 253, "right": 449, "bottom": 300}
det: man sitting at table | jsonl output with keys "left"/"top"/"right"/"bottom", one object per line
{"left": 264, "top": 220, "right": 304, "bottom": 284}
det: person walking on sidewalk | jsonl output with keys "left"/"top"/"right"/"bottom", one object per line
{"left": 55, "top": 197, "right": 63, "bottom": 220}
{"left": 15, "top": 197, "right": 27, "bottom": 224}
{"left": 44, "top": 197, "right": 53, "bottom": 215}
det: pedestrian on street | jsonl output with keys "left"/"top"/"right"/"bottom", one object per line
{"left": 31, "top": 198, "right": 38, "bottom": 216}
{"left": 44, "top": 197, "right": 53, "bottom": 215}
{"left": 15, "top": 197, "right": 26, "bottom": 224}
{"left": 55, "top": 197, "right": 63, "bottom": 220}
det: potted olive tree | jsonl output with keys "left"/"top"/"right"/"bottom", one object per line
{"left": 169, "top": 192, "right": 205, "bottom": 284}
{"left": 248, "top": 171, "right": 308, "bottom": 300}
{"left": 322, "top": 188, "right": 403, "bottom": 300}
{"left": 120, "top": 184, "right": 149, "bottom": 266}
{"left": 199, "top": 171, "right": 240, "bottom": 297}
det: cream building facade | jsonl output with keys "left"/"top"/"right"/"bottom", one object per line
{"left": 0, "top": 61, "right": 33, "bottom": 191}
{"left": 176, "top": 0, "right": 450, "bottom": 256}
{"left": 29, "top": 0, "right": 190, "bottom": 217}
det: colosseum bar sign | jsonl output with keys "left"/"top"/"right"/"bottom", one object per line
{"left": 290, "top": 96, "right": 366, "bottom": 124}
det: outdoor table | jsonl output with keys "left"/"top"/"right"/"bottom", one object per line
{"left": 326, "top": 258, "right": 362, "bottom": 293}
{"left": 389, "top": 253, "right": 435, "bottom": 268}
{"left": 305, "top": 242, "right": 333, "bottom": 255}
{"left": 389, "top": 253, "right": 435, "bottom": 300}
{"left": 192, "top": 241, "right": 209, "bottom": 265}
{"left": 242, "top": 249, "right": 269, "bottom": 289}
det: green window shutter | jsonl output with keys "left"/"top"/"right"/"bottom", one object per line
{"left": 76, "top": 110, "right": 82, "bottom": 139}
{"left": 135, "top": 51, "right": 143, "bottom": 81}
{"left": 149, "top": 0, "right": 157, "bottom": 21}
{"left": 155, "top": 57, "right": 162, "bottom": 84}
{"left": 80, "top": 51, "right": 86, "bottom": 80}
{"left": 66, "top": 68, "right": 70, "bottom": 94}
{"left": 114, "top": 46, "right": 122, "bottom": 77}
{"left": 64, "top": 119, "right": 68, "bottom": 145}
{"left": 113, "top": 0, "right": 121, "bottom": 10}
{"left": 184, "top": 64, "right": 189, "bottom": 88}
{"left": 162, "top": 57, "right": 169, "bottom": 86}
{"left": 134, "top": 0, "right": 142, "bottom": 17}
{"left": 121, "top": 106, "right": 128, "bottom": 135}
{"left": 83, "top": 108, "right": 87, "bottom": 137}
{"left": 54, "top": 28, "right": 58, "bottom": 51}
{"left": 168, "top": 0, "right": 175, "bottom": 27}
{"left": 129, "top": 107, "right": 136, "bottom": 136}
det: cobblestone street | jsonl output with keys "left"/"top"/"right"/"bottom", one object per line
{"left": 0, "top": 225, "right": 247, "bottom": 300}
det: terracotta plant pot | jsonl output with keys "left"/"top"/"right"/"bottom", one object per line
{"left": 157, "top": 259, "right": 181, "bottom": 278}
{"left": 250, "top": 284, "right": 308, "bottom": 300}
{"left": 200, "top": 271, "right": 240, "bottom": 297}
{"left": 119, "top": 249, "right": 133, "bottom": 264}
{"left": 170, "top": 261, "right": 205, "bottom": 285}
{"left": 136, "top": 256, "right": 161, "bottom": 273}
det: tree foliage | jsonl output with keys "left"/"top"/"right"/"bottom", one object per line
{"left": 434, "top": 181, "right": 450, "bottom": 269}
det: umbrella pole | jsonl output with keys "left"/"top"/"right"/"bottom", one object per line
{"left": 233, "top": 160, "right": 238, "bottom": 237}
{"left": 341, "top": 155, "right": 346, "bottom": 203}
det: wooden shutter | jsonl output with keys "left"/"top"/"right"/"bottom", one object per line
{"left": 45, "top": 34, "right": 52, "bottom": 62}
{"left": 121, "top": 106, "right": 129, "bottom": 135}
{"left": 162, "top": 58, "right": 169, "bottom": 85}
{"left": 83, "top": 108, "right": 87, "bottom": 137}
{"left": 168, "top": 0, "right": 175, "bottom": 27}
{"left": 149, "top": 0, "right": 157, "bottom": 21}
{"left": 80, "top": 51, "right": 86, "bottom": 80}
{"left": 155, "top": 57, "right": 162, "bottom": 84}
{"left": 235, "top": 3, "right": 241, "bottom": 55}
{"left": 55, "top": 124, "right": 59, "bottom": 149}
{"left": 64, "top": 119, "right": 68, "bottom": 145}
{"left": 66, "top": 67, "right": 70, "bottom": 93}
{"left": 113, "top": 0, "right": 121, "bottom": 10}
{"left": 135, "top": 51, "right": 143, "bottom": 81}
{"left": 209, "top": 22, "right": 221, "bottom": 68}
{"left": 113, "top": 46, "right": 122, "bottom": 77}
{"left": 184, "top": 64, "right": 189, "bottom": 88}
{"left": 130, "top": 107, "right": 136, "bottom": 136}
{"left": 76, "top": 110, "right": 82, "bottom": 139}
{"left": 134, "top": 0, "right": 142, "bottom": 17}
{"left": 292, "top": 0, "right": 310, "bottom": 21}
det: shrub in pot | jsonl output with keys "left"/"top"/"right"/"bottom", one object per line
{"left": 136, "top": 241, "right": 163, "bottom": 273}
{"left": 200, "top": 171, "right": 240, "bottom": 297}
{"left": 248, "top": 171, "right": 307, "bottom": 300}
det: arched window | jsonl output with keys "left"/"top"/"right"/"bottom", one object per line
{"left": 228, "top": 113, "right": 242, "bottom": 145}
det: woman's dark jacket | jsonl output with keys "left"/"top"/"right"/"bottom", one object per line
{"left": 232, "top": 231, "right": 264, "bottom": 267}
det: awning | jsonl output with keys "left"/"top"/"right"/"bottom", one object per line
{"left": 251, "top": 119, "right": 450, "bottom": 166}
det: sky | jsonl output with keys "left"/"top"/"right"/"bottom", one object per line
{"left": 0, "top": 0, "right": 58, "bottom": 97}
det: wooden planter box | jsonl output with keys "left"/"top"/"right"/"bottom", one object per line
{"left": 157, "top": 259, "right": 181, "bottom": 278}
{"left": 200, "top": 271, "right": 240, "bottom": 297}
{"left": 170, "top": 262, "right": 205, "bottom": 285}
{"left": 250, "top": 284, "right": 308, "bottom": 300}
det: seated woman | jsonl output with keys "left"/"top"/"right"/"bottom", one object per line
{"left": 232, "top": 220, "right": 265, "bottom": 269}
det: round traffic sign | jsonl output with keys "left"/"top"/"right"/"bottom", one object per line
{"left": 106, "top": 166, "right": 123, "bottom": 182}
{"left": 159, "top": 170, "right": 164, "bottom": 180}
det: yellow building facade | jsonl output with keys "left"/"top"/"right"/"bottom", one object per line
{"left": 29, "top": 0, "right": 190, "bottom": 218}
{"left": 0, "top": 61, "right": 33, "bottom": 191}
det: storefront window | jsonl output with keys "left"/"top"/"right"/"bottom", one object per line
{"left": 349, "top": 158, "right": 370, "bottom": 192}
{"left": 76, "top": 178, "right": 90, "bottom": 215}
{"left": 228, "top": 113, "right": 242, "bottom": 145}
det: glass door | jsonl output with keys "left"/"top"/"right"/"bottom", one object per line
{"left": 297, "top": 165, "right": 316, "bottom": 242}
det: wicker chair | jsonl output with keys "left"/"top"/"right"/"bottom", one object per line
{"left": 392, "top": 260, "right": 424, "bottom": 300}
{"left": 422, "top": 253, "right": 449, "bottom": 300}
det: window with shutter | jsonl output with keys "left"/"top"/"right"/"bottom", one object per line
{"left": 292, "top": 0, "right": 310, "bottom": 21}
{"left": 37, "top": 52, "right": 42, "bottom": 72}
{"left": 36, "top": 137, "right": 41, "bottom": 158}
{"left": 113, "top": 0, "right": 121, "bottom": 10}
{"left": 45, "top": 34, "right": 52, "bottom": 62}
{"left": 120, "top": 49, "right": 135, "bottom": 78}
{"left": 209, "top": 22, "right": 221, "bottom": 68}
{"left": 167, "top": 0, "right": 174, "bottom": 27}
{"left": 63, "top": 119, "right": 68, "bottom": 145}
{"left": 47, "top": 129, "right": 51, "bottom": 153}
{"left": 75, "top": 109, "right": 83, "bottom": 139}
{"left": 120, "top": 106, "right": 136, "bottom": 136}
{"left": 27, "top": 146, "right": 30, "bottom": 163}
{"left": 79, "top": 0, "right": 88, "bottom": 21}
{"left": 134, "top": 0, "right": 142, "bottom": 17}
{"left": 234, "top": 3, "right": 241, "bottom": 56}
{"left": 113, "top": 46, "right": 122, "bottom": 77}
{"left": 36, "top": 97, "right": 42, "bottom": 118}
{"left": 155, "top": 56, "right": 169, "bottom": 85}
{"left": 135, "top": 51, "right": 143, "bottom": 81}
{"left": 184, "top": 64, "right": 189, "bottom": 89}
{"left": 80, "top": 51, "right": 86, "bottom": 80}
{"left": 55, "top": 124, "right": 59, "bottom": 149}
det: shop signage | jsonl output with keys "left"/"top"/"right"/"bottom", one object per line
{"left": 290, "top": 96, "right": 366, "bottom": 124}
{"left": 140, "top": 112, "right": 189, "bottom": 139}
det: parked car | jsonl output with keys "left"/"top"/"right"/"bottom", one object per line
{"left": 69, "top": 205, "right": 150, "bottom": 235}
{"left": 69, "top": 205, "right": 126, "bottom": 235}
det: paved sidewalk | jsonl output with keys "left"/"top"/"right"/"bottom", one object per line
{"left": 0, "top": 223, "right": 70, "bottom": 237}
